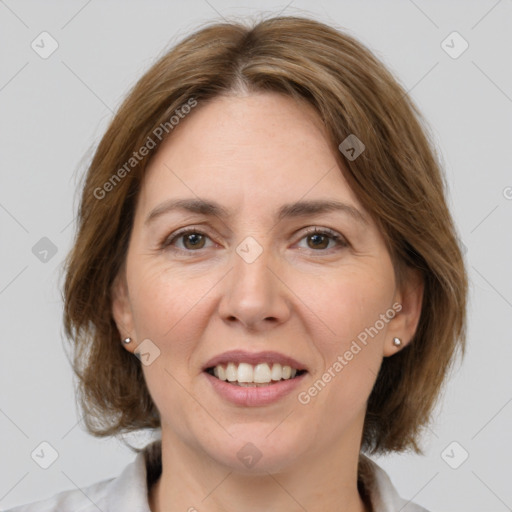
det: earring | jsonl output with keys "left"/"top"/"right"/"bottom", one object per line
{"left": 392, "top": 337, "right": 402, "bottom": 347}
{"left": 123, "top": 337, "right": 132, "bottom": 344}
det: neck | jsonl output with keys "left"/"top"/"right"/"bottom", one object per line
{"left": 149, "top": 428, "right": 368, "bottom": 512}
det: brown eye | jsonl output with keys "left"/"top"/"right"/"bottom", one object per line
{"left": 298, "top": 228, "right": 347, "bottom": 251}
{"left": 181, "top": 232, "right": 206, "bottom": 250}
{"left": 162, "top": 229, "right": 212, "bottom": 251}
{"left": 306, "top": 233, "right": 330, "bottom": 250}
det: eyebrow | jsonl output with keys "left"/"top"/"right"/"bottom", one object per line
{"left": 145, "top": 198, "right": 369, "bottom": 226}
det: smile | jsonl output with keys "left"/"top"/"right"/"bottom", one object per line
{"left": 206, "top": 362, "right": 307, "bottom": 386}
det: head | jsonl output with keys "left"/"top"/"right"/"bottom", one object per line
{"left": 62, "top": 15, "right": 467, "bottom": 461}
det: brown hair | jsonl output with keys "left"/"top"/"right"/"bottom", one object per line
{"left": 62, "top": 14, "right": 467, "bottom": 454}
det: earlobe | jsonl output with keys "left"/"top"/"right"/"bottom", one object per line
{"left": 111, "top": 270, "right": 136, "bottom": 352}
{"left": 384, "top": 266, "right": 424, "bottom": 357}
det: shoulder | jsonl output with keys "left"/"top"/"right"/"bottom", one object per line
{"left": 360, "top": 454, "right": 431, "bottom": 512}
{"left": 3, "top": 477, "right": 114, "bottom": 512}
{"left": 3, "top": 441, "right": 161, "bottom": 512}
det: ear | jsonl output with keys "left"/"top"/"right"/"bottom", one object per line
{"left": 383, "top": 265, "right": 424, "bottom": 357}
{"left": 111, "top": 267, "right": 136, "bottom": 354}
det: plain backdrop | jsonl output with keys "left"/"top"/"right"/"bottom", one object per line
{"left": 1, "top": 1, "right": 511, "bottom": 510}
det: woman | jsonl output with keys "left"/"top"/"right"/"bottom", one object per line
{"left": 8, "top": 14, "right": 467, "bottom": 512}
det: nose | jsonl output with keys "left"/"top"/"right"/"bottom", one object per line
{"left": 217, "top": 238, "right": 292, "bottom": 332}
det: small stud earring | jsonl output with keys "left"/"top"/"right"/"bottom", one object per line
{"left": 392, "top": 337, "right": 402, "bottom": 347}
{"left": 123, "top": 337, "right": 132, "bottom": 344}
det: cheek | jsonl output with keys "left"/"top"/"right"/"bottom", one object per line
{"left": 313, "top": 266, "right": 395, "bottom": 347}
{"left": 129, "top": 265, "right": 209, "bottom": 422}
{"left": 305, "top": 267, "right": 395, "bottom": 410}
{"left": 128, "top": 262, "right": 206, "bottom": 340}
{"left": 127, "top": 261, "right": 220, "bottom": 391}
{"left": 125, "top": 267, "right": 199, "bottom": 405}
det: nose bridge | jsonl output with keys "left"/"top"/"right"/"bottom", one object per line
{"left": 218, "top": 234, "right": 290, "bottom": 329}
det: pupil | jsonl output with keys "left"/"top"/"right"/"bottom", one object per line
{"left": 310, "top": 234, "right": 327, "bottom": 249}
{"left": 186, "top": 233, "right": 203, "bottom": 248}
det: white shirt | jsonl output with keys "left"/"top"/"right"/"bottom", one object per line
{"left": 5, "top": 440, "right": 429, "bottom": 512}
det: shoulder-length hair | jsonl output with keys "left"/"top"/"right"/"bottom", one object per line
{"left": 62, "top": 15, "right": 467, "bottom": 454}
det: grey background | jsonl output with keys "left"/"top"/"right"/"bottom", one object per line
{"left": 1, "top": 1, "right": 511, "bottom": 510}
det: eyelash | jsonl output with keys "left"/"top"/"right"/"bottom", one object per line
{"left": 160, "top": 226, "right": 348, "bottom": 254}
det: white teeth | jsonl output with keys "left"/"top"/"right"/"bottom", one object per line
{"left": 253, "top": 363, "right": 272, "bottom": 383}
{"left": 237, "top": 363, "right": 254, "bottom": 382}
{"left": 271, "top": 363, "right": 282, "bottom": 381}
{"left": 225, "top": 362, "right": 237, "bottom": 382}
{"left": 217, "top": 365, "right": 227, "bottom": 381}
{"left": 210, "top": 362, "right": 300, "bottom": 384}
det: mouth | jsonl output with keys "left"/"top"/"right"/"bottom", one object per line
{"left": 205, "top": 362, "right": 308, "bottom": 387}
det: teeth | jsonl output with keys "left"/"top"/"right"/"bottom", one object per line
{"left": 217, "top": 365, "right": 226, "bottom": 381}
{"left": 211, "top": 362, "right": 299, "bottom": 384}
{"left": 213, "top": 365, "right": 227, "bottom": 381}
{"left": 225, "top": 362, "right": 238, "bottom": 382}
{"left": 271, "top": 363, "right": 282, "bottom": 381}
{"left": 237, "top": 362, "right": 254, "bottom": 382}
{"left": 254, "top": 363, "right": 272, "bottom": 383}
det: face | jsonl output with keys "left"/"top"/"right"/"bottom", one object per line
{"left": 112, "top": 91, "right": 422, "bottom": 473}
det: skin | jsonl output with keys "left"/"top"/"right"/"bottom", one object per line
{"left": 111, "top": 91, "right": 423, "bottom": 512}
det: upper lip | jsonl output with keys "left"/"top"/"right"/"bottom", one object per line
{"left": 203, "top": 350, "right": 307, "bottom": 371}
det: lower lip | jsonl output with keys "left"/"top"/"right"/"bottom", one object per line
{"left": 204, "top": 371, "right": 307, "bottom": 407}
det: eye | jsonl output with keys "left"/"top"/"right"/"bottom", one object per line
{"left": 161, "top": 228, "right": 213, "bottom": 251}
{"left": 296, "top": 227, "right": 348, "bottom": 251}
{"left": 160, "top": 226, "right": 348, "bottom": 253}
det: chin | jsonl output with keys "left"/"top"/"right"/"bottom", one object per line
{"left": 202, "top": 426, "right": 306, "bottom": 474}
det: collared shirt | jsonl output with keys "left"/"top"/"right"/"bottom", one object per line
{"left": 5, "top": 440, "right": 429, "bottom": 512}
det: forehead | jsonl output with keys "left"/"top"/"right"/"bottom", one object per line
{"left": 137, "top": 92, "right": 363, "bottom": 218}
